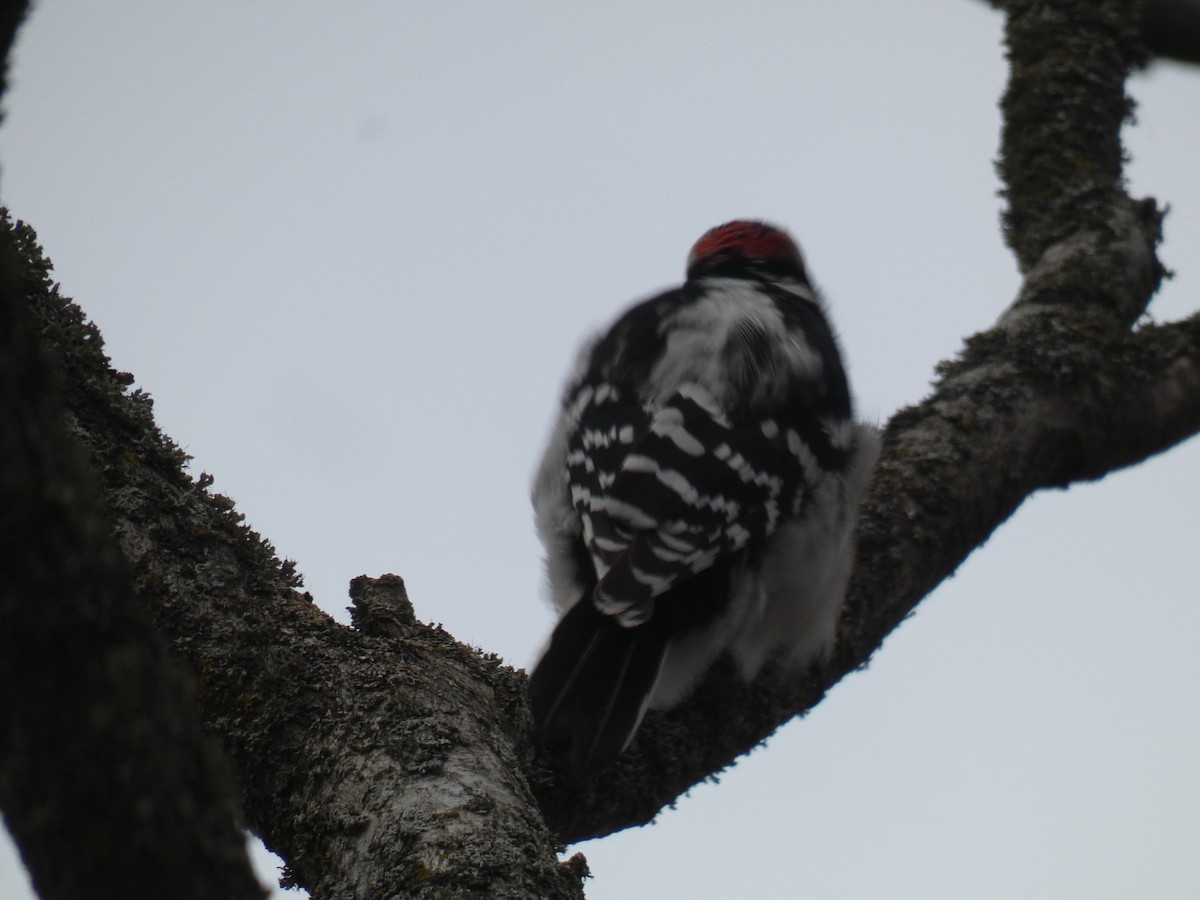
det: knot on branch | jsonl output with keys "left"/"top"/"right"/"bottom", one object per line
{"left": 348, "top": 573, "right": 416, "bottom": 638}
{"left": 999, "top": 196, "right": 1165, "bottom": 330}
{"left": 999, "top": 0, "right": 1149, "bottom": 273}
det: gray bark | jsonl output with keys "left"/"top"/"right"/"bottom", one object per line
{"left": 981, "top": 0, "right": 1200, "bottom": 66}
{"left": 0, "top": 153, "right": 266, "bottom": 900}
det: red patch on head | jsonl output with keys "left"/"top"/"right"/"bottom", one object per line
{"left": 686, "top": 220, "right": 800, "bottom": 272}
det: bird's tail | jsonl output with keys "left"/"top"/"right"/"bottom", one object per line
{"left": 528, "top": 597, "right": 670, "bottom": 776}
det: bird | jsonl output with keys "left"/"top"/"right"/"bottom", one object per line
{"left": 527, "top": 220, "right": 878, "bottom": 775}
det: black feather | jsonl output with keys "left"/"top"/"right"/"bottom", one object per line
{"left": 528, "top": 598, "right": 671, "bottom": 775}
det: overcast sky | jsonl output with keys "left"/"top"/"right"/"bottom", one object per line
{"left": 2, "top": 3, "right": 1198, "bottom": 898}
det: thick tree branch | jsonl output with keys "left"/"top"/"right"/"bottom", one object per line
{"left": 998, "top": 0, "right": 1145, "bottom": 275}
{"left": 532, "top": 0, "right": 1189, "bottom": 842}
{"left": 980, "top": 0, "right": 1200, "bottom": 67}
{"left": 0, "top": 226, "right": 266, "bottom": 896}
{"left": 1, "top": 211, "right": 584, "bottom": 897}
{"left": 533, "top": 302, "right": 1200, "bottom": 841}
{"left": 1, "top": 9, "right": 267, "bottom": 898}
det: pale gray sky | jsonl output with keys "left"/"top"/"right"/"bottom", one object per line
{"left": 2, "top": 3, "right": 1198, "bottom": 898}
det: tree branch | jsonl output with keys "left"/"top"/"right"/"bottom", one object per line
{"left": 1, "top": 210, "right": 585, "bottom": 897}
{"left": 978, "top": 0, "right": 1200, "bottom": 67}
{"left": 998, "top": 0, "right": 1145, "bottom": 275}
{"left": 533, "top": 301, "right": 1200, "bottom": 841}
{"left": 532, "top": 0, "right": 1190, "bottom": 843}
{"left": 0, "top": 225, "right": 265, "bottom": 896}
{"left": 0, "top": 9, "right": 271, "bottom": 897}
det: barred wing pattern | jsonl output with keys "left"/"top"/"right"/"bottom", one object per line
{"left": 566, "top": 378, "right": 826, "bottom": 627}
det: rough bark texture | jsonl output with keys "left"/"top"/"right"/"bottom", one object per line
{"left": 0, "top": 213, "right": 587, "bottom": 898}
{"left": 3, "top": 1, "right": 1199, "bottom": 897}
{"left": 982, "top": 0, "right": 1200, "bottom": 66}
{"left": 0, "top": 5, "right": 266, "bottom": 899}
{"left": 0, "top": 219, "right": 265, "bottom": 897}
{"left": 534, "top": 0, "right": 1192, "bottom": 844}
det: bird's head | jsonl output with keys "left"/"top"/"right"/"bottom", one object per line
{"left": 685, "top": 220, "right": 808, "bottom": 283}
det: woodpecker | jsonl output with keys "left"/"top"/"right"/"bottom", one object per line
{"left": 528, "top": 220, "right": 877, "bottom": 774}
